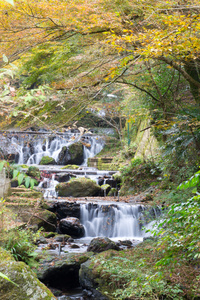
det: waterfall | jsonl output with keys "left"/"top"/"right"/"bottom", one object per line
{"left": 82, "top": 137, "right": 105, "bottom": 166}
{"left": 38, "top": 174, "right": 59, "bottom": 198}
{"left": 9, "top": 132, "right": 104, "bottom": 165}
{"left": 80, "top": 203, "right": 157, "bottom": 239}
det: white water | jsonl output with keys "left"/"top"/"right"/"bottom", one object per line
{"left": 80, "top": 203, "right": 156, "bottom": 239}
{"left": 10, "top": 132, "right": 104, "bottom": 165}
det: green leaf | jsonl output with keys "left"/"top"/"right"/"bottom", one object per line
{"left": 30, "top": 178, "right": 36, "bottom": 189}
{"left": 0, "top": 272, "right": 18, "bottom": 286}
{"left": 25, "top": 176, "right": 31, "bottom": 188}
{"left": 17, "top": 173, "right": 24, "bottom": 186}
{"left": 13, "top": 169, "right": 19, "bottom": 179}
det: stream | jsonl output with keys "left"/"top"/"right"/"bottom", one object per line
{"left": 1, "top": 130, "right": 160, "bottom": 299}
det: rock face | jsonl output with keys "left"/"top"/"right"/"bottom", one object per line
{"left": 57, "top": 142, "right": 84, "bottom": 165}
{"left": 0, "top": 247, "right": 56, "bottom": 300}
{"left": 39, "top": 156, "right": 56, "bottom": 165}
{"left": 47, "top": 201, "right": 81, "bottom": 219}
{"left": 59, "top": 217, "right": 85, "bottom": 238}
{"left": 87, "top": 237, "right": 120, "bottom": 253}
{"left": 79, "top": 260, "right": 109, "bottom": 300}
{"left": 55, "top": 177, "right": 101, "bottom": 197}
{"left": 36, "top": 252, "right": 93, "bottom": 290}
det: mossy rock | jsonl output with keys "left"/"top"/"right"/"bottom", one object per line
{"left": 30, "top": 209, "right": 57, "bottom": 232}
{"left": 19, "top": 164, "right": 29, "bottom": 169}
{"left": 87, "top": 237, "right": 119, "bottom": 253}
{"left": 39, "top": 156, "right": 56, "bottom": 165}
{"left": 61, "top": 165, "right": 79, "bottom": 170}
{"left": 0, "top": 247, "right": 56, "bottom": 300}
{"left": 56, "top": 177, "right": 101, "bottom": 197}
{"left": 108, "top": 188, "right": 117, "bottom": 196}
{"left": 112, "top": 171, "right": 122, "bottom": 182}
{"left": 26, "top": 166, "right": 41, "bottom": 179}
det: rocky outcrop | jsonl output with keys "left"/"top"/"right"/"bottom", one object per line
{"left": 79, "top": 260, "right": 109, "bottom": 300}
{"left": 30, "top": 209, "right": 57, "bottom": 232}
{"left": 59, "top": 217, "right": 85, "bottom": 238}
{"left": 36, "top": 252, "right": 93, "bottom": 291}
{"left": 87, "top": 237, "right": 120, "bottom": 253}
{"left": 39, "top": 156, "right": 56, "bottom": 165}
{"left": 57, "top": 142, "right": 84, "bottom": 165}
{"left": 0, "top": 247, "right": 56, "bottom": 300}
{"left": 55, "top": 177, "right": 101, "bottom": 197}
{"left": 46, "top": 201, "right": 81, "bottom": 219}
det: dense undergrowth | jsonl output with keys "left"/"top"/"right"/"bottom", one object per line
{"left": 91, "top": 239, "right": 200, "bottom": 300}
{"left": 89, "top": 171, "right": 200, "bottom": 299}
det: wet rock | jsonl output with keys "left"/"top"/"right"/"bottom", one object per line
{"left": 0, "top": 247, "right": 56, "bottom": 300}
{"left": 54, "top": 234, "right": 71, "bottom": 242}
{"left": 36, "top": 236, "right": 48, "bottom": 244}
{"left": 87, "top": 237, "right": 120, "bottom": 253}
{"left": 36, "top": 253, "right": 93, "bottom": 291}
{"left": 57, "top": 142, "right": 84, "bottom": 165}
{"left": 55, "top": 177, "right": 101, "bottom": 197}
{"left": 70, "top": 244, "right": 80, "bottom": 249}
{"left": 47, "top": 201, "right": 81, "bottom": 219}
{"left": 39, "top": 156, "right": 56, "bottom": 165}
{"left": 55, "top": 172, "right": 71, "bottom": 183}
{"left": 59, "top": 217, "right": 85, "bottom": 238}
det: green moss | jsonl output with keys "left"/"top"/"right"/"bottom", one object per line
{"left": 0, "top": 247, "right": 56, "bottom": 300}
{"left": 26, "top": 166, "right": 41, "bottom": 179}
{"left": 61, "top": 164, "right": 79, "bottom": 169}
{"left": 39, "top": 156, "right": 56, "bottom": 165}
{"left": 55, "top": 177, "right": 101, "bottom": 197}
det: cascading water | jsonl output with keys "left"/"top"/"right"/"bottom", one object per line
{"left": 80, "top": 203, "right": 157, "bottom": 239}
{"left": 10, "top": 132, "right": 104, "bottom": 165}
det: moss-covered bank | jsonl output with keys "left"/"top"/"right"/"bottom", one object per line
{"left": 0, "top": 247, "right": 56, "bottom": 300}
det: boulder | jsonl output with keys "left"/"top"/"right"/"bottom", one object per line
{"left": 0, "top": 247, "right": 56, "bottom": 300}
{"left": 59, "top": 217, "right": 85, "bottom": 238}
{"left": 30, "top": 209, "right": 57, "bottom": 232}
{"left": 26, "top": 166, "right": 41, "bottom": 179}
{"left": 55, "top": 172, "right": 71, "bottom": 183}
{"left": 54, "top": 234, "right": 71, "bottom": 242}
{"left": 87, "top": 237, "right": 120, "bottom": 253}
{"left": 36, "top": 252, "right": 93, "bottom": 290}
{"left": 39, "top": 156, "right": 56, "bottom": 165}
{"left": 57, "top": 142, "right": 84, "bottom": 165}
{"left": 55, "top": 177, "right": 101, "bottom": 197}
